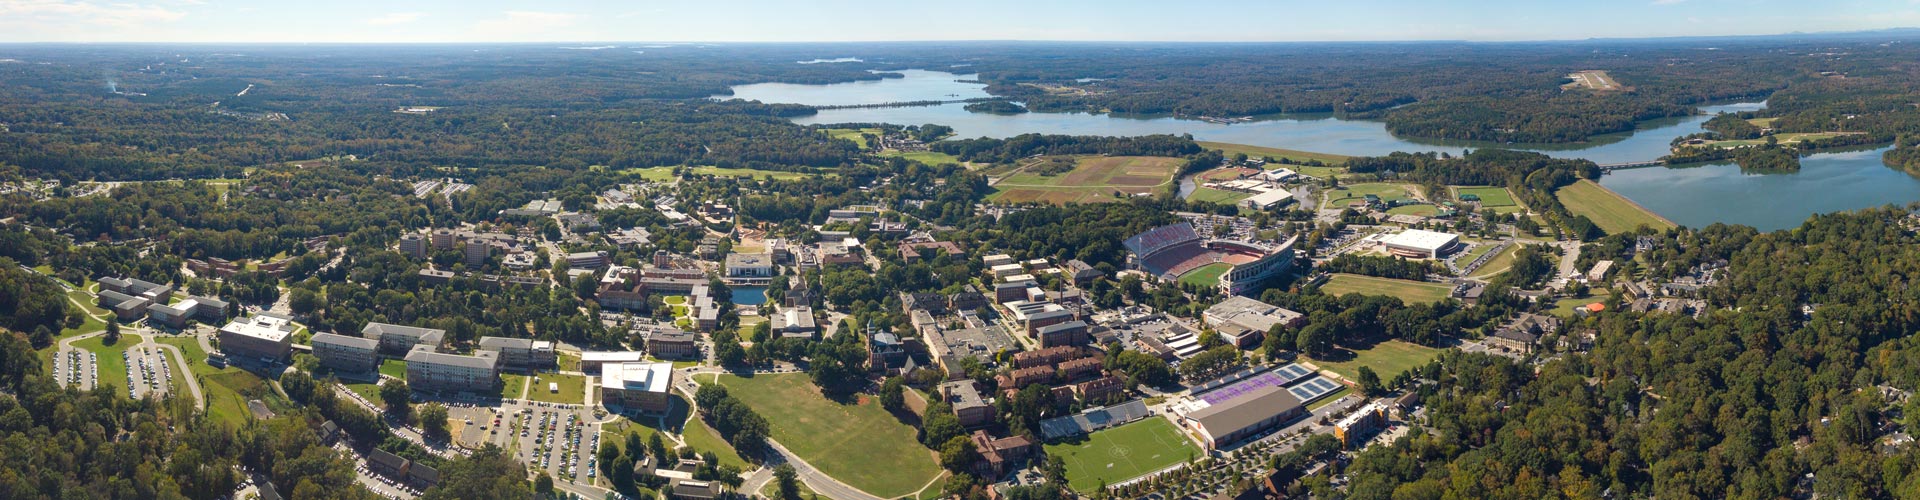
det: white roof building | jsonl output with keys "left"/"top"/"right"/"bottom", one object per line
{"left": 1241, "top": 189, "right": 1295, "bottom": 210}
{"left": 1380, "top": 230, "right": 1459, "bottom": 259}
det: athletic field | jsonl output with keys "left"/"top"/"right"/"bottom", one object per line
{"left": 1178, "top": 262, "right": 1232, "bottom": 288}
{"left": 1045, "top": 418, "right": 1200, "bottom": 493}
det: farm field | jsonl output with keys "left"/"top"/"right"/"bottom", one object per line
{"left": 990, "top": 156, "right": 1182, "bottom": 205}
{"left": 1044, "top": 418, "right": 1200, "bottom": 493}
{"left": 1556, "top": 180, "right": 1675, "bottom": 234}
{"left": 716, "top": 373, "right": 941, "bottom": 498}
{"left": 1310, "top": 340, "right": 1445, "bottom": 382}
{"left": 1197, "top": 141, "right": 1350, "bottom": 168}
{"left": 1318, "top": 274, "right": 1453, "bottom": 304}
{"left": 1323, "top": 183, "right": 1418, "bottom": 208}
{"left": 1179, "top": 263, "right": 1232, "bottom": 288}
{"left": 629, "top": 166, "right": 825, "bottom": 182}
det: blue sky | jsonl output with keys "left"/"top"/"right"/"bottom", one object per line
{"left": 0, "top": 0, "right": 1915, "bottom": 43}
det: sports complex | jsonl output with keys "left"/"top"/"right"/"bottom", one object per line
{"left": 1123, "top": 222, "right": 1296, "bottom": 296}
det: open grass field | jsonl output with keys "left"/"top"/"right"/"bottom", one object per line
{"left": 823, "top": 128, "right": 882, "bottom": 149}
{"left": 1701, "top": 132, "right": 1863, "bottom": 148}
{"left": 717, "top": 373, "right": 941, "bottom": 498}
{"left": 1323, "top": 183, "right": 1418, "bottom": 208}
{"left": 628, "top": 166, "right": 825, "bottom": 182}
{"left": 1556, "top": 180, "right": 1675, "bottom": 234}
{"left": 1197, "top": 141, "right": 1351, "bottom": 168}
{"left": 527, "top": 372, "right": 586, "bottom": 405}
{"left": 379, "top": 359, "right": 408, "bottom": 380}
{"left": 499, "top": 373, "right": 529, "bottom": 400}
{"left": 1746, "top": 117, "right": 1779, "bottom": 128}
{"left": 681, "top": 417, "right": 752, "bottom": 470}
{"left": 1318, "top": 274, "right": 1453, "bottom": 304}
{"left": 1550, "top": 294, "right": 1601, "bottom": 318}
{"left": 345, "top": 381, "right": 383, "bottom": 402}
{"left": 1179, "top": 263, "right": 1232, "bottom": 288}
{"left": 1456, "top": 242, "right": 1499, "bottom": 265}
{"left": 1044, "top": 418, "right": 1200, "bottom": 493}
{"left": 1307, "top": 387, "right": 1352, "bottom": 411}
{"left": 1185, "top": 186, "right": 1252, "bottom": 205}
{"left": 1310, "top": 340, "right": 1444, "bottom": 382}
{"left": 1452, "top": 186, "right": 1517, "bottom": 207}
{"left": 881, "top": 150, "right": 963, "bottom": 166}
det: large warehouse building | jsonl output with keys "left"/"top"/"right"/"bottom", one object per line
{"left": 1380, "top": 229, "right": 1459, "bottom": 259}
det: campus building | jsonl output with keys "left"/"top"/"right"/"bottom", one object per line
{"left": 601, "top": 362, "right": 675, "bottom": 414}
{"left": 311, "top": 332, "right": 380, "bottom": 374}
{"left": 644, "top": 326, "right": 700, "bottom": 360}
{"left": 147, "top": 295, "right": 228, "bottom": 328}
{"left": 476, "top": 336, "right": 557, "bottom": 371}
{"left": 1202, "top": 296, "right": 1306, "bottom": 349}
{"left": 217, "top": 314, "right": 296, "bottom": 363}
{"left": 404, "top": 345, "right": 500, "bottom": 394}
{"left": 362, "top": 322, "right": 447, "bottom": 356}
{"left": 1380, "top": 229, "right": 1459, "bottom": 259}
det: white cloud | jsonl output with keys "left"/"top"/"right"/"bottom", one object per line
{"left": 472, "top": 10, "right": 580, "bottom": 39}
{"left": 0, "top": 0, "right": 186, "bottom": 27}
{"left": 367, "top": 12, "right": 426, "bottom": 26}
{"left": 1652, "top": 0, "right": 1687, "bottom": 5}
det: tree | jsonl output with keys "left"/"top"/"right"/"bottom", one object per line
{"left": 533, "top": 473, "right": 553, "bottom": 498}
{"left": 939, "top": 435, "right": 980, "bottom": 473}
{"left": 104, "top": 320, "right": 120, "bottom": 344}
{"left": 380, "top": 380, "right": 413, "bottom": 420}
{"left": 420, "top": 403, "right": 450, "bottom": 441}
{"left": 880, "top": 376, "right": 907, "bottom": 414}
{"left": 625, "top": 431, "right": 647, "bottom": 463}
{"left": 597, "top": 441, "right": 621, "bottom": 478}
{"left": 774, "top": 464, "right": 801, "bottom": 500}
{"left": 649, "top": 433, "right": 671, "bottom": 464}
{"left": 420, "top": 445, "right": 533, "bottom": 500}
{"left": 289, "top": 288, "right": 321, "bottom": 315}
{"left": 1356, "top": 367, "right": 1382, "bottom": 396}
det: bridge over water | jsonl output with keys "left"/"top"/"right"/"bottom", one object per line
{"left": 1597, "top": 160, "right": 1666, "bottom": 171}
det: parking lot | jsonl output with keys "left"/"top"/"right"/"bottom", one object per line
{"left": 126, "top": 345, "right": 173, "bottom": 399}
{"left": 445, "top": 398, "right": 606, "bottom": 488}
{"left": 53, "top": 348, "right": 98, "bottom": 390}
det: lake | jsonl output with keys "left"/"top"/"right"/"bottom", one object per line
{"left": 721, "top": 70, "right": 1916, "bottom": 230}
{"left": 1601, "top": 146, "right": 1920, "bottom": 232}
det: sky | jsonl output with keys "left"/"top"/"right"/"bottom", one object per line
{"left": 0, "top": 0, "right": 1917, "bottom": 43}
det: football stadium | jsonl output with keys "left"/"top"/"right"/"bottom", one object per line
{"left": 1123, "top": 222, "right": 1297, "bottom": 296}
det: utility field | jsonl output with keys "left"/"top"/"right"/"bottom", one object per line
{"left": 1318, "top": 274, "right": 1454, "bottom": 304}
{"left": 1198, "top": 141, "right": 1350, "bottom": 170}
{"left": 1452, "top": 186, "right": 1517, "bottom": 207}
{"left": 717, "top": 373, "right": 941, "bottom": 498}
{"left": 1311, "top": 340, "right": 1444, "bottom": 382}
{"left": 1179, "top": 263, "right": 1232, "bottom": 288}
{"left": 1323, "top": 183, "right": 1418, "bottom": 208}
{"left": 1556, "top": 180, "right": 1675, "bottom": 234}
{"left": 1045, "top": 418, "right": 1200, "bottom": 493}
{"left": 990, "top": 156, "right": 1182, "bottom": 205}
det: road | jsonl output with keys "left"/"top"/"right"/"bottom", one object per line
{"left": 765, "top": 440, "right": 885, "bottom": 500}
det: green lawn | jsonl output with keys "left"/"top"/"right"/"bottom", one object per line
{"left": 1457, "top": 242, "right": 1499, "bottom": 265}
{"left": 682, "top": 417, "right": 751, "bottom": 470}
{"left": 717, "top": 373, "right": 941, "bottom": 498}
{"left": 1186, "top": 186, "right": 1252, "bottom": 205}
{"left": 500, "top": 373, "right": 530, "bottom": 400}
{"left": 1044, "top": 418, "right": 1200, "bottom": 493}
{"left": 345, "top": 381, "right": 384, "bottom": 402}
{"left": 67, "top": 289, "right": 108, "bottom": 317}
{"left": 1452, "top": 186, "right": 1518, "bottom": 207}
{"left": 1197, "top": 141, "right": 1351, "bottom": 169}
{"left": 527, "top": 373, "right": 587, "bottom": 404}
{"left": 1323, "top": 183, "right": 1418, "bottom": 208}
{"left": 1318, "top": 274, "right": 1454, "bottom": 304}
{"left": 1307, "top": 387, "right": 1352, "bottom": 411}
{"left": 1178, "top": 263, "right": 1232, "bottom": 288}
{"left": 1550, "top": 294, "right": 1601, "bottom": 318}
{"left": 1310, "top": 340, "right": 1445, "bottom": 382}
{"left": 628, "top": 166, "right": 825, "bottom": 182}
{"left": 379, "top": 359, "right": 408, "bottom": 380}
{"left": 1469, "top": 245, "right": 1524, "bottom": 279}
{"left": 882, "top": 150, "right": 963, "bottom": 166}
{"left": 1701, "top": 132, "right": 1861, "bottom": 148}
{"left": 1556, "top": 180, "right": 1675, "bottom": 234}
{"left": 61, "top": 313, "right": 107, "bottom": 337}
